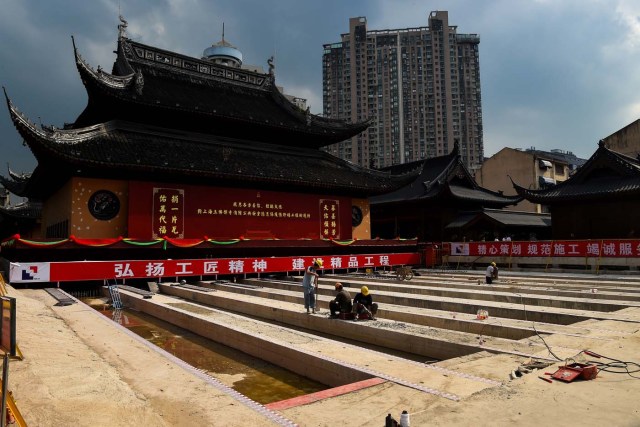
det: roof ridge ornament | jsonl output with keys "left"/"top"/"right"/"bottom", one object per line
{"left": 451, "top": 139, "right": 463, "bottom": 163}
{"left": 6, "top": 164, "right": 30, "bottom": 182}
{"left": 118, "top": 15, "right": 128, "bottom": 39}
{"left": 134, "top": 68, "right": 144, "bottom": 95}
{"left": 268, "top": 56, "right": 275, "bottom": 77}
{"left": 222, "top": 22, "right": 226, "bottom": 45}
{"left": 1, "top": 86, "right": 10, "bottom": 109}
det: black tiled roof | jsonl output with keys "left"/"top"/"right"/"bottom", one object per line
{"left": 0, "top": 174, "right": 29, "bottom": 196}
{"left": 513, "top": 141, "right": 640, "bottom": 203}
{"left": 7, "top": 100, "right": 417, "bottom": 198}
{"left": 0, "top": 200, "right": 41, "bottom": 219}
{"left": 446, "top": 185, "right": 521, "bottom": 204}
{"left": 446, "top": 209, "right": 551, "bottom": 229}
{"left": 71, "top": 37, "right": 369, "bottom": 147}
{"left": 371, "top": 146, "right": 520, "bottom": 207}
{"left": 0, "top": 164, "right": 31, "bottom": 196}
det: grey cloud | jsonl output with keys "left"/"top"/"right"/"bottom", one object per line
{"left": 1, "top": 0, "right": 639, "bottom": 175}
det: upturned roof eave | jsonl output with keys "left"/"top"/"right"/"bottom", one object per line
{"left": 443, "top": 184, "right": 522, "bottom": 207}
{"left": 0, "top": 201, "right": 42, "bottom": 220}
{"left": 513, "top": 184, "right": 640, "bottom": 204}
{"left": 0, "top": 175, "right": 29, "bottom": 197}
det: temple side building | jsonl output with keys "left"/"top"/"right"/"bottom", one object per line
{"left": 513, "top": 141, "right": 640, "bottom": 239}
{"left": 370, "top": 143, "right": 521, "bottom": 242}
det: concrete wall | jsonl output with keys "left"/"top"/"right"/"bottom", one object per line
{"left": 602, "top": 119, "right": 640, "bottom": 159}
{"left": 475, "top": 148, "right": 537, "bottom": 212}
{"left": 42, "top": 180, "right": 72, "bottom": 237}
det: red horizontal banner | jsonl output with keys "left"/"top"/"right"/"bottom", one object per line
{"left": 10, "top": 253, "right": 420, "bottom": 283}
{"left": 449, "top": 240, "right": 640, "bottom": 258}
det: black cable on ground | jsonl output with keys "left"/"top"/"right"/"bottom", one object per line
{"left": 584, "top": 351, "right": 640, "bottom": 380}
{"left": 514, "top": 291, "right": 563, "bottom": 361}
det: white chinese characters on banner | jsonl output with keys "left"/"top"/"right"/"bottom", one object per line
{"left": 451, "top": 240, "right": 640, "bottom": 258}
{"left": 18, "top": 252, "right": 421, "bottom": 283}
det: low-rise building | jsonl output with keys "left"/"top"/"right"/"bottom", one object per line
{"left": 475, "top": 147, "right": 586, "bottom": 213}
{"left": 602, "top": 118, "right": 640, "bottom": 159}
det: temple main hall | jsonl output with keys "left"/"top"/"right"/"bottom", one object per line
{"left": 2, "top": 20, "right": 422, "bottom": 268}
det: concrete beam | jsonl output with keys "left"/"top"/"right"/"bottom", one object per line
{"left": 157, "top": 284, "right": 558, "bottom": 361}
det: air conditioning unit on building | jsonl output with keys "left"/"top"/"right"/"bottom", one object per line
{"left": 538, "top": 159, "right": 552, "bottom": 169}
{"left": 538, "top": 176, "right": 556, "bottom": 187}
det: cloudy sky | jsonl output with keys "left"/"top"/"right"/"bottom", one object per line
{"left": 1, "top": 0, "right": 640, "bottom": 174}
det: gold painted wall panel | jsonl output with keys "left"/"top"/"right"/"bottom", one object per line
{"left": 69, "top": 178, "right": 129, "bottom": 238}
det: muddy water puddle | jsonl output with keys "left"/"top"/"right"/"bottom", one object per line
{"left": 90, "top": 303, "right": 326, "bottom": 404}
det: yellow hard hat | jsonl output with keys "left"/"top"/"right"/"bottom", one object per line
{"left": 361, "top": 286, "right": 369, "bottom": 296}
{"left": 314, "top": 259, "right": 323, "bottom": 267}
{"left": 491, "top": 262, "right": 496, "bottom": 266}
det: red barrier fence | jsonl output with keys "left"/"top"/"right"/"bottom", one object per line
{"left": 9, "top": 252, "right": 421, "bottom": 284}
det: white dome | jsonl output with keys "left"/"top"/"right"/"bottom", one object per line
{"left": 203, "top": 39, "right": 243, "bottom": 67}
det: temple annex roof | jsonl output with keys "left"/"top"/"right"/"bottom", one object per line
{"left": 0, "top": 200, "right": 42, "bottom": 220}
{"left": 512, "top": 140, "right": 640, "bottom": 204}
{"left": 371, "top": 144, "right": 521, "bottom": 208}
{"left": 445, "top": 209, "right": 552, "bottom": 230}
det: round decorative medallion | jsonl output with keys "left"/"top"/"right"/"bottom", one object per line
{"left": 88, "top": 190, "right": 120, "bottom": 220}
{"left": 352, "top": 205, "right": 363, "bottom": 227}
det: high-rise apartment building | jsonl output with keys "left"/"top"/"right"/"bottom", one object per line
{"left": 322, "top": 11, "right": 483, "bottom": 170}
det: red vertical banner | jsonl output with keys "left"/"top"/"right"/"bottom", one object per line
{"left": 152, "top": 188, "right": 185, "bottom": 238}
{"left": 319, "top": 199, "right": 340, "bottom": 240}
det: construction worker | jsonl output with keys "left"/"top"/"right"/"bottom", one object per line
{"left": 485, "top": 262, "right": 497, "bottom": 284}
{"left": 302, "top": 259, "right": 321, "bottom": 313}
{"left": 353, "top": 286, "right": 378, "bottom": 320}
{"left": 329, "top": 282, "right": 352, "bottom": 317}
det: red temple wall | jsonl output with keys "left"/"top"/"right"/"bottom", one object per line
{"left": 127, "top": 181, "right": 353, "bottom": 240}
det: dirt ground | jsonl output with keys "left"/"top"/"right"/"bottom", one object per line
{"left": 7, "top": 286, "right": 640, "bottom": 426}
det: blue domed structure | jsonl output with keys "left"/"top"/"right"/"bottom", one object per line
{"left": 202, "top": 25, "right": 243, "bottom": 68}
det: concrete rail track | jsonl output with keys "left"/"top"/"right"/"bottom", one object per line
{"left": 110, "top": 271, "right": 640, "bottom": 425}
